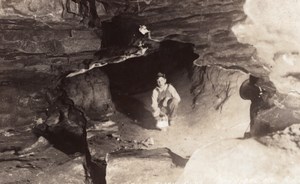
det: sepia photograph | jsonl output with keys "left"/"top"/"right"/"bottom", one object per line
{"left": 0, "top": 0, "right": 300, "bottom": 183}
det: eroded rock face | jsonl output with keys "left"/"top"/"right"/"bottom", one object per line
{"left": 0, "top": 28, "right": 101, "bottom": 54}
{"left": 34, "top": 156, "right": 87, "bottom": 184}
{"left": 0, "top": 0, "right": 67, "bottom": 21}
{"left": 191, "top": 65, "right": 248, "bottom": 111}
{"left": 0, "top": 137, "right": 88, "bottom": 184}
{"left": 62, "top": 68, "right": 115, "bottom": 120}
{"left": 258, "top": 124, "right": 300, "bottom": 153}
{"left": 0, "top": 0, "right": 102, "bottom": 22}
{"left": 0, "top": 72, "right": 54, "bottom": 128}
{"left": 106, "top": 148, "right": 187, "bottom": 184}
{"left": 178, "top": 139, "right": 300, "bottom": 183}
{"left": 2, "top": 0, "right": 300, "bottom": 183}
{"left": 99, "top": 0, "right": 300, "bottom": 136}
{"left": 101, "top": 0, "right": 256, "bottom": 72}
{"left": 233, "top": 0, "right": 300, "bottom": 135}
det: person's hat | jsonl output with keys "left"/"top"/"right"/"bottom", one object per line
{"left": 157, "top": 72, "right": 166, "bottom": 79}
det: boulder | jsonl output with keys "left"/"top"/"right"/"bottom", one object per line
{"left": 177, "top": 139, "right": 300, "bottom": 184}
{"left": 233, "top": 0, "right": 300, "bottom": 135}
{"left": 0, "top": 73, "right": 53, "bottom": 128}
{"left": 62, "top": 68, "right": 115, "bottom": 120}
{"left": 0, "top": 145, "right": 76, "bottom": 184}
{"left": 33, "top": 156, "right": 87, "bottom": 184}
{"left": 106, "top": 148, "right": 188, "bottom": 184}
{"left": 258, "top": 124, "right": 300, "bottom": 153}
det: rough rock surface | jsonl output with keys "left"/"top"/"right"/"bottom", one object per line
{"left": 87, "top": 118, "right": 158, "bottom": 162}
{"left": 33, "top": 156, "right": 87, "bottom": 184}
{"left": 191, "top": 65, "right": 247, "bottom": 111}
{"left": 233, "top": 0, "right": 300, "bottom": 135}
{"left": 97, "top": 0, "right": 300, "bottom": 136}
{"left": 177, "top": 139, "right": 300, "bottom": 184}
{"left": 62, "top": 68, "right": 115, "bottom": 120}
{"left": 99, "top": 0, "right": 258, "bottom": 72}
{"left": 1, "top": 0, "right": 285, "bottom": 137}
{"left": 0, "top": 0, "right": 103, "bottom": 22}
{"left": 1, "top": 0, "right": 298, "bottom": 138}
{"left": 0, "top": 135, "right": 87, "bottom": 184}
{"left": 0, "top": 73, "right": 54, "bottom": 128}
{"left": 106, "top": 148, "right": 187, "bottom": 184}
{"left": 258, "top": 124, "right": 300, "bottom": 153}
{"left": 2, "top": 0, "right": 300, "bottom": 183}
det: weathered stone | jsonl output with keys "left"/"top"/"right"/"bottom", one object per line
{"left": 87, "top": 120, "right": 119, "bottom": 139}
{"left": 62, "top": 68, "right": 115, "bottom": 120}
{"left": 33, "top": 156, "right": 87, "bottom": 184}
{"left": 191, "top": 65, "right": 249, "bottom": 111}
{"left": 0, "top": 74, "right": 52, "bottom": 128}
{"left": 252, "top": 101, "right": 300, "bottom": 136}
{"left": 99, "top": 0, "right": 257, "bottom": 74}
{"left": 87, "top": 128, "right": 148, "bottom": 162}
{"left": 33, "top": 105, "right": 87, "bottom": 154}
{"left": 0, "top": 29, "right": 101, "bottom": 55}
{"left": 232, "top": 0, "right": 300, "bottom": 134}
{"left": 0, "top": 0, "right": 78, "bottom": 22}
{"left": 258, "top": 124, "right": 300, "bottom": 153}
{"left": 0, "top": 146, "right": 72, "bottom": 184}
{"left": 240, "top": 78, "right": 300, "bottom": 136}
{"left": 106, "top": 148, "right": 187, "bottom": 184}
{"left": 0, "top": 128, "right": 37, "bottom": 154}
{"left": 88, "top": 135, "right": 121, "bottom": 161}
{"left": 2, "top": 1, "right": 300, "bottom": 183}
{"left": 19, "top": 136, "right": 50, "bottom": 155}
{"left": 177, "top": 139, "right": 300, "bottom": 184}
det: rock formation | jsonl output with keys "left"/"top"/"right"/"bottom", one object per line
{"left": 177, "top": 139, "right": 300, "bottom": 184}
{"left": 1, "top": 0, "right": 300, "bottom": 183}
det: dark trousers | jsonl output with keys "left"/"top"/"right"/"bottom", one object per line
{"left": 158, "top": 98, "right": 179, "bottom": 121}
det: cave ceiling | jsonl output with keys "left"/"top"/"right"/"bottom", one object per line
{"left": 0, "top": 0, "right": 264, "bottom": 82}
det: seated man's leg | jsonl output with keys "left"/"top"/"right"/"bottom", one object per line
{"left": 153, "top": 105, "right": 168, "bottom": 121}
{"left": 167, "top": 98, "right": 179, "bottom": 121}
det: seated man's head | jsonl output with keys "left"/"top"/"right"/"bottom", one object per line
{"left": 156, "top": 72, "right": 167, "bottom": 88}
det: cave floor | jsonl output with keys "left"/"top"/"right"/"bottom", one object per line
{"left": 110, "top": 71, "right": 250, "bottom": 158}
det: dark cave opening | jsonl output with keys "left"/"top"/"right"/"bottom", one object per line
{"left": 33, "top": 105, "right": 107, "bottom": 184}
{"left": 101, "top": 40, "right": 199, "bottom": 129}
{"left": 101, "top": 15, "right": 143, "bottom": 48}
{"left": 102, "top": 40, "right": 198, "bottom": 95}
{"left": 96, "top": 14, "right": 149, "bottom": 60}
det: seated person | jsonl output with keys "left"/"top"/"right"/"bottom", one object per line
{"left": 151, "top": 72, "right": 181, "bottom": 125}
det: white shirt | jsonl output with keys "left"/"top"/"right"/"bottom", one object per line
{"left": 151, "top": 84, "right": 181, "bottom": 116}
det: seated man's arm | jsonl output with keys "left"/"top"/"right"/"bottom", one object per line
{"left": 151, "top": 89, "right": 160, "bottom": 117}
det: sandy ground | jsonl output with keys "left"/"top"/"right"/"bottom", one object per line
{"left": 111, "top": 71, "right": 300, "bottom": 183}
{"left": 113, "top": 70, "right": 251, "bottom": 158}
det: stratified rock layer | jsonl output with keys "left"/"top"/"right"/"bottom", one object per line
{"left": 2, "top": 0, "right": 300, "bottom": 183}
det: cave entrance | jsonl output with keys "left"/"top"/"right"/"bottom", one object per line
{"left": 102, "top": 40, "right": 198, "bottom": 129}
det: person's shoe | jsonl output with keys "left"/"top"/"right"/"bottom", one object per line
{"left": 169, "top": 119, "right": 176, "bottom": 126}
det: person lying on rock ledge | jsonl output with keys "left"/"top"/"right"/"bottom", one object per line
{"left": 151, "top": 72, "right": 181, "bottom": 129}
